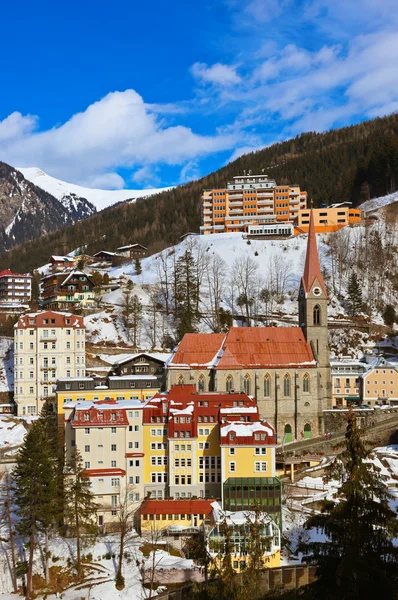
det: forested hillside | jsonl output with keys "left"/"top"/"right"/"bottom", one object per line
{"left": 2, "top": 113, "right": 398, "bottom": 273}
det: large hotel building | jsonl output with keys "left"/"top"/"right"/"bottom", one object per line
{"left": 200, "top": 174, "right": 307, "bottom": 235}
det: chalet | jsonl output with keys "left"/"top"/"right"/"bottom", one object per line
{"left": 116, "top": 244, "right": 148, "bottom": 260}
{"left": 49, "top": 255, "right": 75, "bottom": 270}
{"left": 93, "top": 251, "right": 116, "bottom": 263}
{"left": 40, "top": 270, "right": 96, "bottom": 310}
{"left": 112, "top": 352, "right": 169, "bottom": 386}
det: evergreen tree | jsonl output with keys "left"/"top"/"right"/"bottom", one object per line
{"left": 383, "top": 304, "right": 396, "bottom": 328}
{"left": 174, "top": 250, "right": 200, "bottom": 341}
{"left": 135, "top": 257, "right": 142, "bottom": 275}
{"left": 130, "top": 294, "right": 143, "bottom": 347}
{"left": 347, "top": 272, "right": 362, "bottom": 316}
{"left": 299, "top": 411, "right": 398, "bottom": 600}
{"left": 103, "top": 272, "right": 110, "bottom": 285}
{"left": 12, "top": 420, "right": 58, "bottom": 598}
{"left": 64, "top": 450, "right": 98, "bottom": 578}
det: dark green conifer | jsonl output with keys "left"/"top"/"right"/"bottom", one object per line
{"left": 299, "top": 411, "right": 398, "bottom": 600}
{"left": 347, "top": 272, "right": 362, "bottom": 316}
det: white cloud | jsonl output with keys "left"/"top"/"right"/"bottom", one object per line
{"left": 131, "top": 166, "right": 161, "bottom": 187}
{"left": 244, "top": 0, "right": 284, "bottom": 22}
{"left": 191, "top": 62, "right": 241, "bottom": 86}
{"left": 86, "top": 172, "right": 125, "bottom": 190}
{"left": 0, "top": 89, "right": 237, "bottom": 188}
{"left": 180, "top": 160, "right": 201, "bottom": 183}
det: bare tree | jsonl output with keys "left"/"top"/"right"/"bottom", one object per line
{"left": 232, "top": 255, "right": 259, "bottom": 326}
{"left": 203, "top": 254, "right": 227, "bottom": 332}
{"left": 153, "top": 248, "right": 174, "bottom": 316}
{"left": 145, "top": 286, "right": 163, "bottom": 349}
{"left": 268, "top": 254, "right": 293, "bottom": 303}
{"left": 0, "top": 471, "right": 18, "bottom": 593}
{"left": 115, "top": 483, "right": 138, "bottom": 588}
{"left": 141, "top": 522, "right": 167, "bottom": 599}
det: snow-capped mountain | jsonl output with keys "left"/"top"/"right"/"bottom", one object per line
{"left": 18, "top": 167, "right": 170, "bottom": 212}
{"left": 0, "top": 162, "right": 95, "bottom": 254}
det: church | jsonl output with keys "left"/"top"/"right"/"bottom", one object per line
{"left": 167, "top": 211, "right": 332, "bottom": 441}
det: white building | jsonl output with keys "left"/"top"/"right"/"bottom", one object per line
{"left": 14, "top": 310, "right": 85, "bottom": 415}
{"left": 64, "top": 399, "right": 145, "bottom": 529}
{"left": 0, "top": 270, "right": 32, "bottom": 303}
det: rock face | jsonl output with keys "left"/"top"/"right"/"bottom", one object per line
{"left": 0, "top": 162, "right": 96, "bottom": 254}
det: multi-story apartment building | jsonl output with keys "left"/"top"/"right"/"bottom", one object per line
{"left": 56, "top": 374, "right": 161, "bottom": 423}
{"left": 14, "top": 311, "right": 85, "bottom": 415}
{"left": 200, "top": 174, "right": 307, "bottom": 235}
{"left": 64, "top": 386, "right": 280, "bottom": 529}
{"left": 331, "top": 358, "right": 368, "bottom": 408}
{"left": 361, "top": 358, "right": 398, "bottom": 406}
{"left": 0, "top": 270, "right": 32, "bottom": 304}
{"left": 64, "top": 399, "right": 144, "bottom": 529}
{"left": 297, "top": 204, "right": 362, "bottom": 233}
{"left": 40, "top": 270, "right": 96, "bottom": 311}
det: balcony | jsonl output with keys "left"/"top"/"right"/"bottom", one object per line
{"left": 40, "top": 336, "right": 57, "bottom": 342}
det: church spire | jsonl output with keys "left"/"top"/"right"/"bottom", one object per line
{"left": 301, "top": 210, "right": 327, "bottom": 296}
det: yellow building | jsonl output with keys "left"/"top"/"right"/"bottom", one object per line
{"left": 139, "top": 498, "right": 213, "bottom": 533}
{"left": 56, "top": 375, "right": 160, "bottom": 424}
{"left": 201, "top": 174, "right": 307, "bottom": 234}
{"left": 296, "top": 204, "right": 362, "bottom": 233}
{"left": 330, "top": 359, "right": 368, "bottom": 408}
{"left": 362, "top": 362, "right": 398, "bottom": 406}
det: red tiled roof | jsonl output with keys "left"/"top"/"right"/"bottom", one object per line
{"left": 301, "top": 210, "right": 327, "bottom": 296}
{"left": 84, "top": 468, "right": 126, "bottom": 477}
{"left": 141, "top": 499, "right": 213, "bottom": 516}
{"left": 216, "top": 327, "right": 315, "bottom": 369}
{"left": 170, "top": 333, "right": 225, "bottom": 367}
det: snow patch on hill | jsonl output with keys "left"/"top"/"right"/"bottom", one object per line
{"left": 360, "top": 190, "right": 398, "bottom": 213}
{"left": 18, "top": 167, "right": 172, "bottom": 211}
{"left": 0, "top": 338, "right": 14, "bottom": 392}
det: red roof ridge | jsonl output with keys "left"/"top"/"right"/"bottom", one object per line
{"left": 301, "top": 210, "right": 327, "bottom": 296}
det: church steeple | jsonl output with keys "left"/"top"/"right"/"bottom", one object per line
{"left": 298, "top": 210, "right": 329, "bottom": 368}
{"left": 301, "top": 210, "right": 327, "bottom": 297}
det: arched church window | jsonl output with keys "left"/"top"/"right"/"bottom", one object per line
{"left": 226, "top": 375, "right": 234, "bottom": 392}
{"left": 303, "top": 373, "right": 310, "bottom": 393}
{"left": 313, "top": 305, "right": 321, "bottom": 326}
{"left": 178, "top": 375, "right": 184, "bottom": 386}
{"left": 284, "top": 423, "right": 292, "bottom": 443}
{"left": 264, "top": 374, "right": 271, "bottom": 397}
{"left": 198, "top": 375, "right": 205, "bottom": 393}
{"left": 243, "top": 374, "right": 251, "bottom": 396}
{"left": 283, "top": 374, "right": 291, "bottom": 397}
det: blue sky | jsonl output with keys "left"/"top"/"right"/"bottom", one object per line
{"left": 1, "top": 0, "right": 398, "bottom": 189}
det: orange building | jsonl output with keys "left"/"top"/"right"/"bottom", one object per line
{"left": 296, "top": 204, "right": 362, "bottom": 233}
{"left": 201, "top": 174, "right": 307, "bottom": 235}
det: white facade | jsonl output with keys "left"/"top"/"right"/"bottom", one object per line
{"left": 14, "top": 311, "right": 85, "bottom": 415}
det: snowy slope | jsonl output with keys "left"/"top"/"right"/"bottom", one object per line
{"left": 360, "top": 190, "right": 398, "bottom": 213}
{"left": 18, "top": 167, "right": 172, "bottom": 212}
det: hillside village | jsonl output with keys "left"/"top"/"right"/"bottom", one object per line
{"left": 1, "top": 165, "right": 398, "bottom": 600}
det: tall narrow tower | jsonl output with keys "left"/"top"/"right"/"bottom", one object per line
{"left": 298, "top": 211, "right": 332, "bottom": 413}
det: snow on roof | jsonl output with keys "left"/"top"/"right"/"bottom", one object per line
{"left": 66, "top": 399, "right": 144, "bottom": 410}
{"left": 210, "top": 501, "right": 273, "bottom": 526}
{"left": 107, "top": 375, "right": 158, "bottom": 381}
{"left": 93, "top": 250, "right": 116, "bottom": 256}
{"left": 117, "top": 244, "right": 148, "bottom": 251}
{"left": 220, "top": 421, "right": 274, "bottom": 437}
{"left": 169, "top": 402, "right": 194, "bottom": 416}
{"left": 50, "top": 255, "right": 74, "bottom": 262}
{"left": 219, "top": 406, "right": 258, "bottom": 414}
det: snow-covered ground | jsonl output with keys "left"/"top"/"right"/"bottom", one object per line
{"left": 0, "top": 531, "right": 192, "bottom": 600}
{"left": 18, "top": 167, "right": 171, "bottom": 212}
{"left": 0, "top": 338, "right": 13, "bottom": 392}
{"left": 360, "top": 190, "right": 398, "bottom": 213}
{"left": 0, "top": 415, "right": 26, "bottom": 448}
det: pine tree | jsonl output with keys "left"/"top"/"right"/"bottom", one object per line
{"left": 174, "top": 250, "right": 200, "bottom": 341}
{"left": 130, "top": 294, "right": 143, "bottom": 347}
{"left": 135, "top": 257, "right": 142, "bottom": 275}
{"left": 12, "top": 420, "right": 58, "bottom": 598}
{"left": 347, "top": 272, "right": 362, "bottom": 316}
{"left": 64, "top": 450, "right": 98, "bottom": 578}
{"left": 299, "top": 411, "right": 398, "bottom": 599}
{"left": 383, "top": 304, "right": 396, "bottom": 328}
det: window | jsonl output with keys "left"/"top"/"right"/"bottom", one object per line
{"left": 264, "top": 374, "right": 271, "bottom": 397}
{"left": 229, "top": 448, "right": 235, "bottom": 455}
{"left": 243, "top": 374, "right": 251, "bottom": 395}
{"left": 283, "top": 374, "right": 291, "bottom": 397}
{"left": 84, "top": 445, "right": 90, "bottom": 452}
{"left": 198, "top": 375, "right": 205, "bottom": 393}
{"left": 111, "top": 495, "right": 118, "bottom": 507}
{"left": 178, "top": 375, "right": 184, "bottom": 385}
{"left": 303, "top": 373, "right": 310, "bottom": 393}
{"left": 111, "top": 444, "right": 117, "bottom": 451}
{"left": 85, "top": 428, "right": 90, "bottom": 434}
{"left": 111, "top": 427, "right": 116, "bottom": 434}
{"left": 111, "top": 478, "right": 120, "bottom": 487}
{"left": 111, "top": 460, "right": 116, "bottom": 468}
{"left": 229, "top": 462, "right": 236, "bottom": 472}
{"left": 226, "top": 375, "right": 234, "bottom": 392}
{"left": 313, "top": 305, "right": 321, "bottom": 325}
{"left": 84, "top": 462, "right": 90, "bottom": 469}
